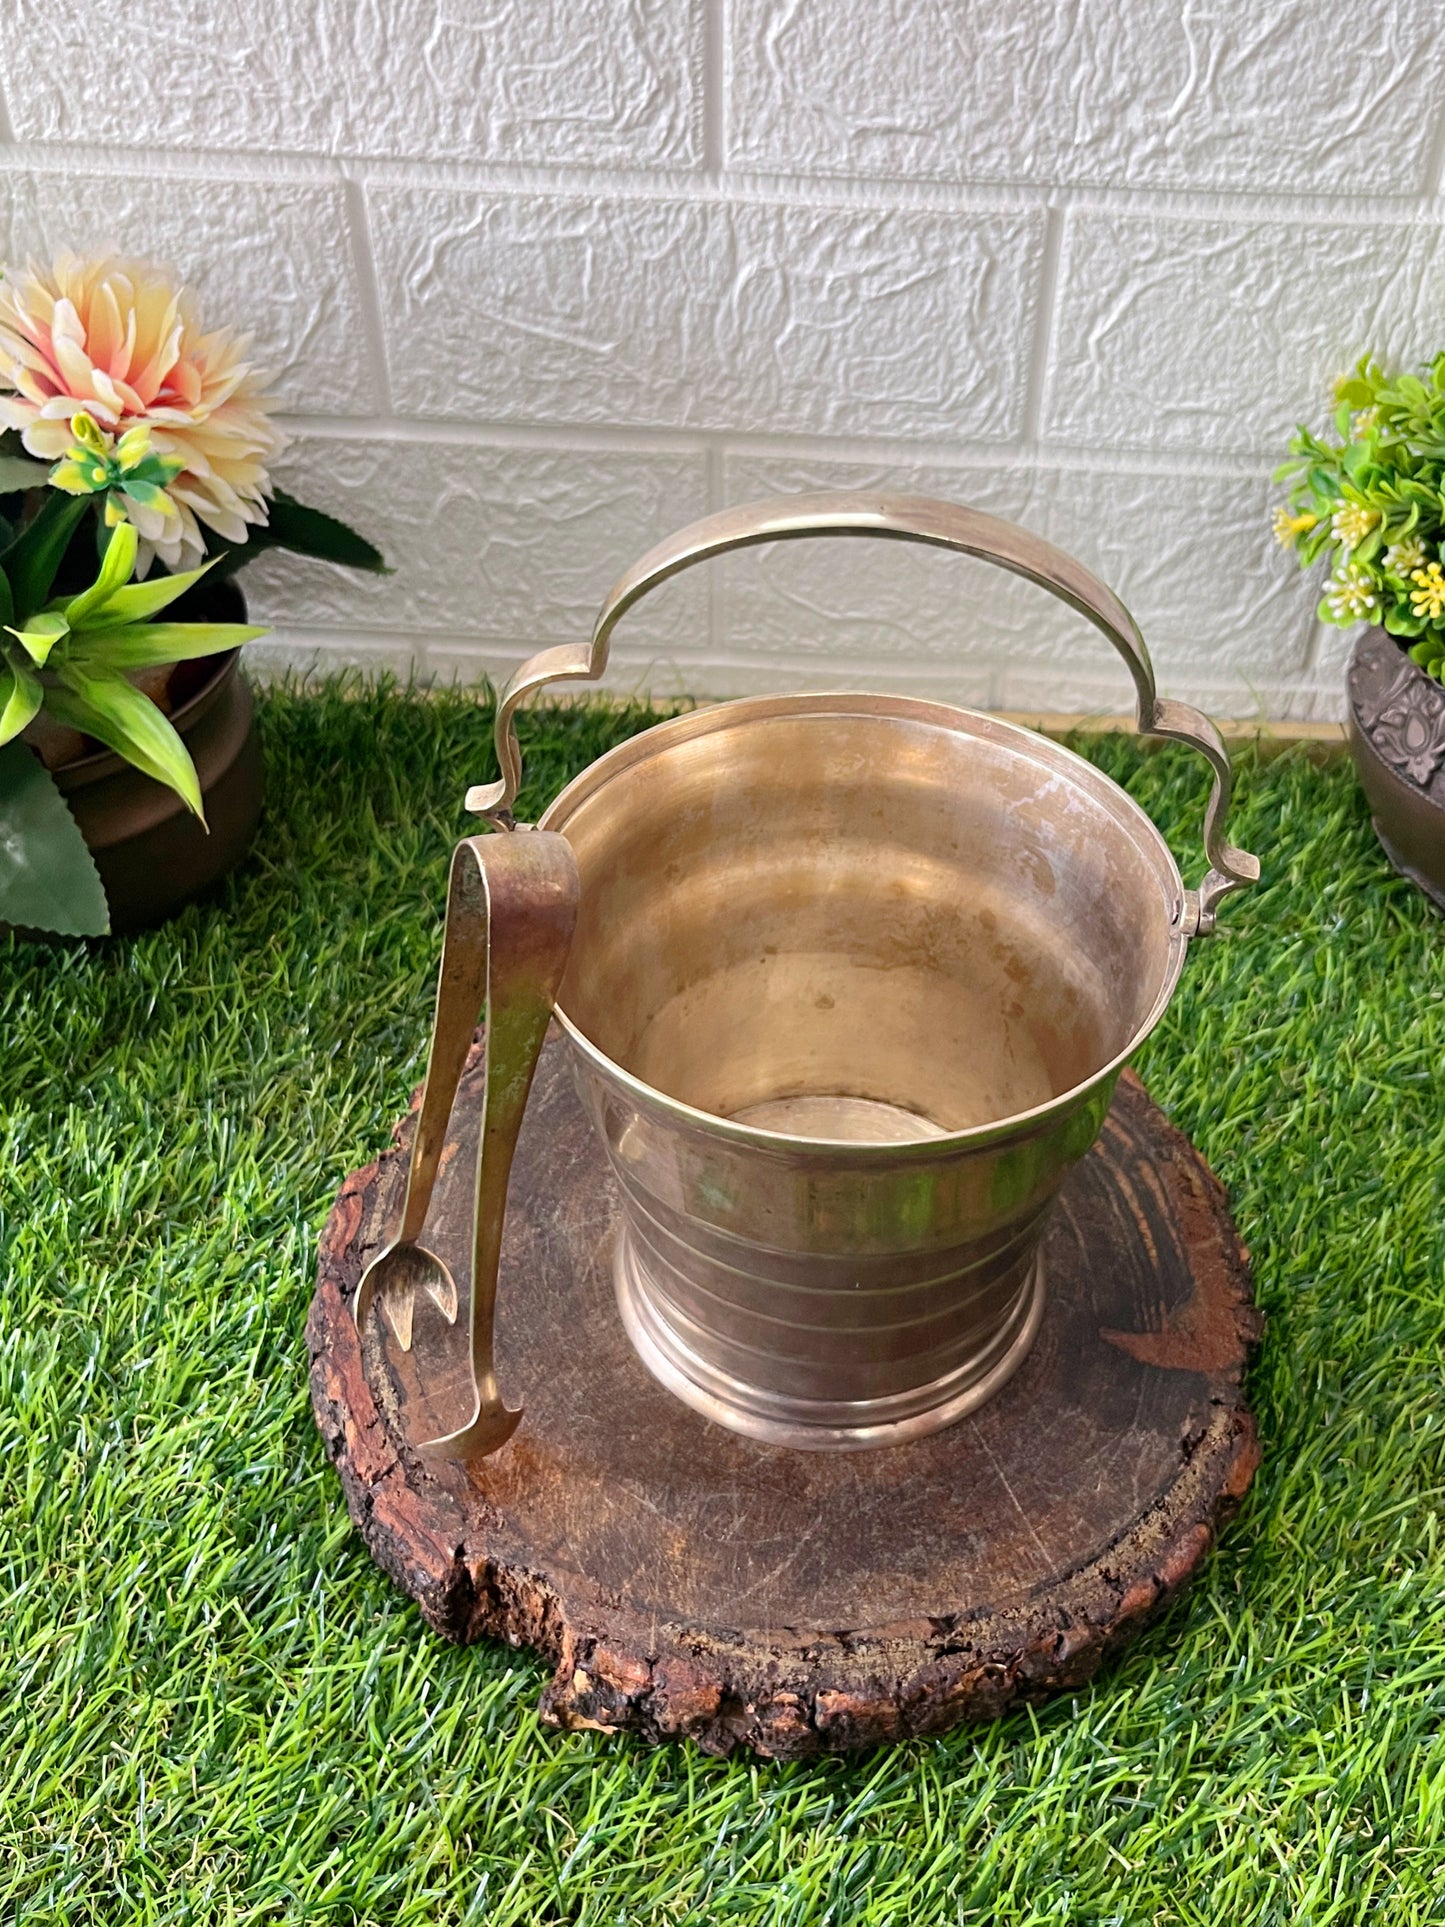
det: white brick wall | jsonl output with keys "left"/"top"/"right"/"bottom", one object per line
{"left": 2, "top": 1, "right": 1439, "bottom": 721}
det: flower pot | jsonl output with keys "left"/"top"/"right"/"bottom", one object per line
{"left": 26, "top": 572, "right": 265, "bottom": 936}
{"left": 1347, "top": 629, "right": 1445, "bottom": 910}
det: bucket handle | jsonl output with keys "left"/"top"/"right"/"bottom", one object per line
{"left": 468, "top": 492, "right": 1260, "bottom": 934}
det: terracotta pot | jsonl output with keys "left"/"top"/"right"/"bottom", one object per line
{"left": 1347, "top": 629, "right": 1445, "bottom": 911}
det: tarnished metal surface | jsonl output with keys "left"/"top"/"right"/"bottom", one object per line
{"left": 542, "top": 693, "right": 1174, "bottom": 1447}
{"left": 468, "top": 493, "right": 1259, "bottom": 932}
{"left": 368, "top": 492, "right": 1261, "bottom": 1454}
{"left": 354, "top": 831, "right": 578, "bottom": 1460}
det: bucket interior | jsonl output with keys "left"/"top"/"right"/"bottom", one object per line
{"left": 546, "top": 700, "right": 1182, "bottom": 1140}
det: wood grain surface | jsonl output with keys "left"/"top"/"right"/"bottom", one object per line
{"left": 309, "top": 1031, "right": 1261, "bottom": 1759}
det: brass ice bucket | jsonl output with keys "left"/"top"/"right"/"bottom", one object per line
{"left": 357, "top": 495, "right": 1259, "bottom": 1456}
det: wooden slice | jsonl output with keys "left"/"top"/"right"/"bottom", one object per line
{"left": 309, "top": 1032, "right": 1261, "bottom": 1760}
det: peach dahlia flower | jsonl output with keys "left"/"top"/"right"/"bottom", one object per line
{"left": 0, "top": 252, "right": 283, "bottom": 572}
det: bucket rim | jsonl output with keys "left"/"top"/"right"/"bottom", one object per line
{"left": 538, "top": 690, "right": 1190, "bottom": 1157}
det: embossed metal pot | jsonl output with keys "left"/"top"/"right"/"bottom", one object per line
{"left": 1348, "top": 629, "right": 1445, "bottom": 911}
{"left": 365, "top": 495, "right": 1259, "bottom": 1457}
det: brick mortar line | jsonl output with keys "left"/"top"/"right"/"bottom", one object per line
{"left": 270, "top": 412, "right": 1282, "bottom": 481}
{"left": 1019, "top": 202, "right": 1064, "bottom": 451}
{"left": 254, "top": 626, "right": 1343, "bottom": 688}
{"left": 338, "top": 170, "right": 394, "bottom": 416}
{"left": 1, "top": 137, "right": 1443, "bottom": 227}
{"left": 244, "top": 648, "right": 1350, "bottom": 743}
{"left": 701, "top": 0, "right": 726, "bottom": 179}
{"left": 1423, "top": 97, "right": 1445, "bottom": 199}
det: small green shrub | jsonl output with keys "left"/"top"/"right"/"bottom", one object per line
{"left": 1274, "top": 353, "right": 1445, "bottom": 680}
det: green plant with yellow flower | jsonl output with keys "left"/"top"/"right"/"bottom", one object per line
{"left": 1274, "top": 353, "right": 1445, "bottom": 681}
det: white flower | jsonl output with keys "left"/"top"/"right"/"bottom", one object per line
{"left": 1325, "top": 564, "right": 1382, "bottom": 623}
{"left": 1330, "top": 501, "right": 1378, "bottom": 552}
{"left": 1385, "top": 536, "right": 1426, "bottom": 577}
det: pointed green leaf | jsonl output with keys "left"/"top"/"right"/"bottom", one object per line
{"left": 0, "top": 656, "right": 42, "bottom": 743}
{"left": 60, "top": 521, "right": 138, "bottom": 628}
{"left": 0, "top": 738, "right": 109, "bottom": 935}
{"left": 76, "top": 554, "right": 216, "bottom": 628}
{"left": 46, "top": 662, "right": 206, "bottom": 823}
{"left": 68, "top": 621, "right": 266, "bottom": 670}
{"left": 0, "top": 567, "right": 13, "bottom": 631}
{"left": 263, "top": 491, "right": 389, "bottom": 573}
{"left": 5, "top": 609, "right": 69, "bottom": 666}
{"left": 0, "top": 490, "right": 89, "bottom": 622}
{"left": 0, "top": 455, "right": 51, "bottom": 492}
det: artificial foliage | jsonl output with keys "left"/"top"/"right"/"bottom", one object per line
{"left": 1275, "top": 353, "right": 1445, "bottom": 680}
{"left": 0, "top": 517, "right": 263, "bottom": 819}
{"left": 0, "top": 736, "right": 106, "bottom": 935}
{"left": 0, "top": 252, "right": 388, "bottom": 936}
{"left": 0, "top": 509, "right": 263, "bottom": 933}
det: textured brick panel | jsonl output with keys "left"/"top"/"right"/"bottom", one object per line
{"left": 719, "top": 455, "right": 1314, "bottom": 696}
{"left": 0, "top": 0, "right": 702, "bottom": 169}
{"left": 242, "top": 437, "right": 708, "bottom": 652}
{"left": 369, "top": 189, "right": 1045, "bottom": 441}
{"left": 1044, "top": 212, "right": 1445, "bottom": 458}
{"left": 0, "top": 169, "right": 376, "bottom": 415}
{"left": 727, "top": 0, "right": 1445, "bottom": 194}
{"left": 992, "top": 664, "right": 1343, "bottom": 723}
{"left": 244, "top": 635, "right": 425, "bottom": 683}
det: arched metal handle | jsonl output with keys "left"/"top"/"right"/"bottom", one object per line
{"left": 467, "top": 492, "right": 1260, "bottom": 933}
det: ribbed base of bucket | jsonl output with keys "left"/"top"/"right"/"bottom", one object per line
{"left": 613, "top": 1231, "right": 1046, "bottom": 1451}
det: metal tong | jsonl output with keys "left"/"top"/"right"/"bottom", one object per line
{"left": 353, "top": 830, "right": 578, "bottom": 1460}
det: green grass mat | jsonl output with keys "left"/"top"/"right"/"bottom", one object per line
{"left": 3, "top": 683, "right": 1443, "bottom": 1925}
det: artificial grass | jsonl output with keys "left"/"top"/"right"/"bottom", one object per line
{"left": 3, "top": 678, "right": 1443, "bottom": 1926}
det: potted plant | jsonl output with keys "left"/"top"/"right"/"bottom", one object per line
{"left": 1275, "top": 356, "right": 1445, "bottom": 908}
{"left": 0, "top": 253, "right": 386, "bottom": 937}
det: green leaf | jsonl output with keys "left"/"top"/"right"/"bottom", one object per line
{"left": 0, "top": 491, "right": 89, "bottom": 623}
{"left": 0, "top": 737, "right": 109, "bottom": 935}
{"left": 269, "top": 491, "right": 389, "bottom": 571}
{"left": 60, "top": 521, "right": 138, "bottom": 628}
{"left": 217, "top": 491, "right": 389, "bottom": 576}
{"left": 1353, "top": 527, "right": 1384, "bottom": 565}
{"left": 68, "top": 621, "right": 266, "bottom": 670}
{"left": 76, "top": 554, "right": 216, "bottom": 628}
{"left": 0, "top": 567, "right": 13, "bottom": 631}
{"left": 1383, "top": 607, "right": 1424, "bottom": 639}
{"left": 0, "top": 455, "right": 51, "bottom": 493}
{"left": 0, "top": 656, "right": 42, "bottom": 743}
{"left": 46, "top": 662, "right": 206, "bottom": 823}
{"left": 5, "top": 610, "right": 70, "bottom": 666}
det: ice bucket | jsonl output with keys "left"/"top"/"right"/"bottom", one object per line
{"left": 357, "top": 494, "right": 1259, "bottom": 1456}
